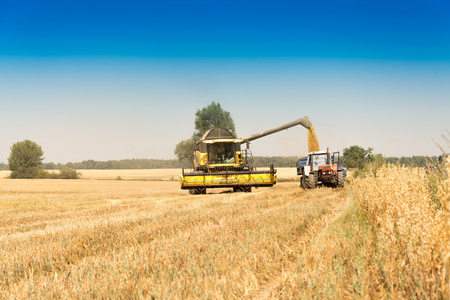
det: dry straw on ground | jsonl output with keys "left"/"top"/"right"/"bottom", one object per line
{"left": 1, "top": 162, "right": 448, "bottom": 299}
{"left": 0, "top": 178, "right": 347, "bottom": 299}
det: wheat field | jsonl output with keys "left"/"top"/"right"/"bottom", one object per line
{"left": 0, "top": 171, "right": 348, "bottom": 298}
{"left": 274, "top": 162, "right": 450, "bottom": 299}
{"left": 349, "top": 163, "right": 450, "bottom": 298}
{"left": 1, "top": 163, "right": 449, "bottom": 299}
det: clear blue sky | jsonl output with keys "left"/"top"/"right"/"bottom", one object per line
{"left": 1, "top": 0, "right": 449, "bottom": 163}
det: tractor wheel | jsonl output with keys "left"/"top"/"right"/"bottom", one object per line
{"left": 244, "top": 186, "right": 252, "bottom": 193}
{"left": 300, "top": 176, "right": 306, "bottom": 189}
{"left": 305, "top": 173, "right": 317, "bottom": 189}
{"left": 337, "top": 172, "right": 345, "bottom": 188}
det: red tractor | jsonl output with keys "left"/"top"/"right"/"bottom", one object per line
{"left": 297, "top": 149, "right": 346, "bottom": 189}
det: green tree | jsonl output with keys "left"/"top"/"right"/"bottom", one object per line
{"left": 58, "top": 168, "right": 81, "bottom": 179}
{"left": 194, "top": 102, "right": 236, "bottom": 138}
{"left": 342, "top": 145, "right": 373, "bottom": 169}
{"left": 8, "top": 140, "right": 45, "bottom": 178}
{"left": 175, "top": 102, "right": 236, "bottom": 165}
{"left": 174, "top": 135, "right": 197, "bottom": 165}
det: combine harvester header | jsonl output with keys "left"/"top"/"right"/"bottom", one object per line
{"left": 180, "top": 116, "right": 319, "bottom": 194}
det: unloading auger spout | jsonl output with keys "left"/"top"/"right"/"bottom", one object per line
{"left": 242, "top": 116, "right": 319, "bottom": 153}
{"left": 242, "top": 116, "right": 312, "bottom": 142}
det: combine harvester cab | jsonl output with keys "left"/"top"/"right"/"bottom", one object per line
{"left": 181, "top": 116, "right": 315, "bottom": 194}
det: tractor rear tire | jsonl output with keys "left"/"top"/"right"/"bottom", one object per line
{"left": 305, "top": 173, "right": 317, "bottom": 189}
{"left": 337, "top": 172, "right": 344, "bottom": 188}
{"left": 300, "top": 176, "right": 306, "bottom": 189}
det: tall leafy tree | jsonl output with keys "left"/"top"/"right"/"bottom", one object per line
{"left": 175, "top": 102, "right": 236, "bottom": 165}
{"left": 342, "top": 145, "right": 373, "bottom": 169}
{"left": 174, "top": 135, "right": 198, "bottom": 165}
{"left": 8, "top": 140, "right": 45, "bottom": 178}
{"left": 194, "top": 102, "right": 236, "bottom": 138}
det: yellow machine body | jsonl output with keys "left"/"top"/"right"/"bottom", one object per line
{"left": 180, "top": 167, "right": 278, "bottom": 189}
{"left": 180, "top": 116, "right": 315, "bottom": 194}
{"left": 180, "top": 135, "right": 277, "bottom": 193}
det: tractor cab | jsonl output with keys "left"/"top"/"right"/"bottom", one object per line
{"left": 308, "top": 151, "right": 336, "bottom": 179}
{"left": 298, "top": 149, "right": 345, "bottom": 189}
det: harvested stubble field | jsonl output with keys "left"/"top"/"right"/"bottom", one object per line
{"left": 0, "top": 164, "right": 449, "bottom": 299}
{"left": 0, "top": 169, "right": 348, "bottom": 299}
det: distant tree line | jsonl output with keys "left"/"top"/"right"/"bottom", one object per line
{"left": 384, "top": 156, "right": 439, "bottom": 167}
{"left": 0, "top": 157, "right": 309, "bottom": 170}
{"left": 251, "top": 156, "right": 299, "bottom": 167}
{"left": 342, "top": 145, "right": 439, "bottom": 169}
{"left": 1, "top": 157, "right": 301, "bottom": 170}
{"left": 40, "top": 157, "right": 300, "bottom": 170}
{"left": 0, "top": 155, "right": 440, "bottom": 171}
{"left": 42, "top": 159, "right": 191, "bottom": 170}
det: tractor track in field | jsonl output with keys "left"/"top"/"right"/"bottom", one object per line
{"left": 247, "top": 188, "right": 349, "bottom": 299}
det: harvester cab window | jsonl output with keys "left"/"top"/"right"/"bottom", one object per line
{"left": 209, "top": 143, "right": 235, "bottom": 164}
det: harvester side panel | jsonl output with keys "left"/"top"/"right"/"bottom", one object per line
{"left": 180, "top": 169, "right": 278, "bottom": 190}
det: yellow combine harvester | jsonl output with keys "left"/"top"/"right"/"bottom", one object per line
{"left": 180, "top": 116, "right": 318, "bottom": 194}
